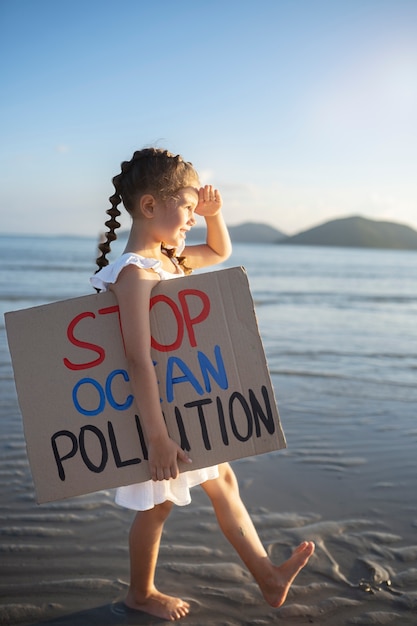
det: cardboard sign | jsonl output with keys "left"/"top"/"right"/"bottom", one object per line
{"left": 5, "top": 267, "right": 286, "bottom": 503}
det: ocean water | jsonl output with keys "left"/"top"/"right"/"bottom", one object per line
{"left": 2, "top": 234, "right": 416, "bottom": 477}
{"left": 2, "top": 234, "right": 416, "bottom": 355}
{"left": 1, "top": 234, "right": 417, "bottom": 624}
{"left": 1, "top": 233, "right": 416, "bottom": 422}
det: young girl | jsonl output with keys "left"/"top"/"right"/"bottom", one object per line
{"left": 91, "top": 148, "right": 315, "bottom": 622}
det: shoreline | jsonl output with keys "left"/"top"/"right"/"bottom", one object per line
{"left": 1, "top": 376, "right": 416, "bottom": 625}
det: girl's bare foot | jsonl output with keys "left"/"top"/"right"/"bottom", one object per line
{"left": 125, "top": 587, "right": 190, "bottom": 621}
{"left": 260, "top": 541, "right": 315, "bottom": 608}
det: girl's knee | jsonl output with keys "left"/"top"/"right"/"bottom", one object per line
{"left": 154, "top": 500, "right": 173, "bottom": 521}
{"left": 203, "top": 463, "right": 239, "bottom": 500}
{"left": 135, "top": 500, "right": 173, "bottom": 523}
{"left": 219, "top": 462, "right": 238, "bottom": 487}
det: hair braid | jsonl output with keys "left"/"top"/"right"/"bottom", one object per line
{"left": 94, "top": 147, "right": 200, "bottom": 279}
{"left": 94, "top": 178, "right": 122, "bottom": 274}
{"left": 162, "top": 245, "right": 192, "bottom": 275}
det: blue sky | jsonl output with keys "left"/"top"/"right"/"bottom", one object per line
{"left": 1, "top": 0, "right": 416, "bottom": 236}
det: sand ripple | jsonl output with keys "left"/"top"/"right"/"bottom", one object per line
{"left": 0, "top": 604, "right": 54, "bottom": 626}
{"left": 198, "top": 582, "right": 262, "bottom": 606}
{"left": 347, "top": 612, "right": 402, "bottom": 624}
{"left": 2, "top": 498, "right": 416, "bottom": 625}
{"left": 0, "top": 403, "right": 416, "bottom": 625}
{"left": 164, "top": 561, "right": 251, "bottom": 583}
{"left": 1, "top": 577, "right": 126, "bottom": 594}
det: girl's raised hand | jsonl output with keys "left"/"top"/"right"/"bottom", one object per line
{"left": 195, "top": 185, "right": 222, "bottom": 217}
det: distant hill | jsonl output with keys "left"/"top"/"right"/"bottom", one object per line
{"left": 280, "top": 216, "right": 417, "bottom": 250}
{"left": 186, "top": 221, "right": 287, "bottom": 244}
{"left": 116, "top": 215, "right": 417, "bottom": 249}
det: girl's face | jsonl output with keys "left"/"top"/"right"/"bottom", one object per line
{"left": 156, "top": 187, "right": 198, "bottom": 248}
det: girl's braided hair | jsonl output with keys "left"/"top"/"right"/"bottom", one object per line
{"left": 95, "top": 148, "right": 199, "bottom": 275}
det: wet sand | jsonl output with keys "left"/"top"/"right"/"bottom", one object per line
{"left": 1, "top": 363, "right": 417, "bottom": 625}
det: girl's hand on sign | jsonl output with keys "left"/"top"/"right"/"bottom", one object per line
{"left": 148, "top": 435, "right": 192, "bottom": 481}
{"left": 196, "top": 185, "right": 222, "bottom": 217}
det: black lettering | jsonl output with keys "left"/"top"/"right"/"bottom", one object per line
{"left": 51, "top": 430, "right": 78, "bottom": 481}
{"left": 216, "top": 396, "right": 229, "bottom": 445}
{"left": 174, "top": 406, "right": 191, "bottom": 451}
{"left": 134, "top": 414, "right": 148, "bottom": 460}
{"left": 184, "top": 398, "right": 213, "bottom": 450}
{"left": 79, "top": 425, "right": 108, "bottom": 473}
{"left": 250, "top": 386, "right": 276, "bottom": 436}
{"left": 107, "top": 421, "right": 141, "bottom": 468}
{"left": 229, "top": 392, "right": 253, "bottom": 442}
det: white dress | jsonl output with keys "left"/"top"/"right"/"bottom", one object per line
{"left": 90, "top": 252, "right": 219, "bottom": 511}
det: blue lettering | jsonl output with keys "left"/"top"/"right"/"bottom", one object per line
{"left": 73, "top": 378, "right": 105, "bottom": 416}
{"left": 72, "top": 368, "right": 133, "bottom": 416}
{"left": 198, "top": 345, "right": 228, "bottom": 393}
{"left": 166, "top": 357, "right": 204, "bottom": 402}
{"left": 106, "top": 369, "right": 134, "bottom": 411}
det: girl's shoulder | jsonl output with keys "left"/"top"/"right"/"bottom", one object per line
{"left": 90, "top": 253, "right": 162, "bottom": 292}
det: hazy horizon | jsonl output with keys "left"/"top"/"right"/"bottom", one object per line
{"left": 3, "top": 212, "right": 417, "bottom": 240}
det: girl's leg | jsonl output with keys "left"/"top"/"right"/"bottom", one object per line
{"left": 125, "top": 500, "right": 190, "bottom": 621}
{"left": 201, "top": 463, "right": 315, "bottom": 608}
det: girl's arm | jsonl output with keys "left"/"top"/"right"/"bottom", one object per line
{"left": 183, "top": 186, "right": 232, "bottom": 269}
{"left": 110, "top": 265, "right": 192, "bottom": 481}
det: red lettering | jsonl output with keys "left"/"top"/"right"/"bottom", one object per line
{"left": 63, "top": 312, "right": 105, "bottom": 370}
{"left": 178, "top": 289, "right": 210, "bottom": 347}
{"left": 150, "top": 295, "right": 184, "bottom": 352}
{"left": 98, "top": 304, "right": 125, "bottom": 352}
{"left": 98, "top": 305, "right": 120, "bottom": 323}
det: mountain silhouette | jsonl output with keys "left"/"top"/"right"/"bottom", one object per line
{"left": 117, "top": 215, "right": 417, "bottom": 250}
{"left": 280, "top": 215, "right": 417, "bottom": 250}
{"left": 186, "top": 221, "right": 286, "bottom": 243}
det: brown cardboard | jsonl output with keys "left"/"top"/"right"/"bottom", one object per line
{"left": 5, "top": 267, "right": 286, "bottom": 503}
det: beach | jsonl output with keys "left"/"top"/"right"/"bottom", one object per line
{"left": 1, "top": 237, "right": 416, "bottom": 625}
